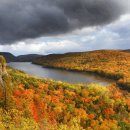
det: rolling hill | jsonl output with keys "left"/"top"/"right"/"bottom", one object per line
{"left": 0, "top": 52, "right": 16, "bottom": 62}
{"left": 33, "top": 50, "right": 130, "bottom": 90}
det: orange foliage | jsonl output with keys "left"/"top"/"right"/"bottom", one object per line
{"left": 126, "top": 99, "right": 130, "bottom": 106}
{"left": 14, "top": 98, "right": 22, "bottom": 110}
{"left": 51, "top": 96, "right": 60, "bottom": 103}
{"left": 23, "top": 89, "right": 34, "bottom": 100}
{"left": 14, "top": 89, "right": 22, "bottom": 97}
{"left": 10, "top": 71, "right": 130, "bottom": 129}
{"left": 39, "top": 84, "right": 48, "bottom": 89}
{"left": 82, "top": 97, "right": 90, "bottom": 103}
{"left": 31, "top": 102, "right": 39, "bottom": 122}
{"left": 88, "top": 114, "right": 95, "bottom": 120}
{"left": 103, "top": 108, "right": 115, "bottom": 116}
{"left": 75, "top": 108, "right": 88, "bottom": 119}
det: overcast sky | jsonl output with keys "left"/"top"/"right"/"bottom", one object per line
{"left": 0, "top": 0, "right": 130, "bottom": 55}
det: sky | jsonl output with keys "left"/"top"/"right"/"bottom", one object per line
{"left": 0, "top": 0, "right": 130, "bottom": 56}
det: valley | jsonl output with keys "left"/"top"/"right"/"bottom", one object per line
{"left": 0, "top": 50, "right": 130, "bottom": 129}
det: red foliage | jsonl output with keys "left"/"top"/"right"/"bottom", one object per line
{"left": 103, "top": 108, "right": 115, "bottom": 116}
{"left": 31, "top": 102, "right": 39, "bottom": 122}
{"left": 88, "top": 114, "right": 95, "bottom": 120}
{"left": 82, "top": 98, "right": 90, "bottom": 103}
{"left": 14, "top": 90, "right": 22, "bottom": 97}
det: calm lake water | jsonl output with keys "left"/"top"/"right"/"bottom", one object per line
{"left": 8, "top": 62, "right": 113, "bottom": 85}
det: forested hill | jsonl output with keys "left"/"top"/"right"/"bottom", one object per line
{"left": 0, "top": 52, "right": 16, "bottom": 62}
{"left": 0, "top": 50, "right": 129, "bottom": 63}
{"left": 0, "top": 52, "right": 42, "bottom": 62}
{"left": 33, "top": 50, "right": 130, "bottom": 90}
{"left": 123, "top": 49, "right": 130, "bottom": 53}
{"left": 16, "top": 54, "right": 42, "bottom": 62}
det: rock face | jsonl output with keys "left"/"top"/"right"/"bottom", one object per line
{"left": 0, "top": 56, "right": 7, "bottom": 88}
{"left": 0, "top": 56, "right": 12, "bottom": 109}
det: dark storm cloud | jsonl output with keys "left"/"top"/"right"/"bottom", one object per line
{"left": 0, "top": 0, "right": 125, "bottom": 44}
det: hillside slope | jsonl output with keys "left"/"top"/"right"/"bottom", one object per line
{"left": 7, "top": 66, "right": 130, "bottom": 129}
{"left": 0, "top": 56, "right": 130, "bottom": 129}
{"left": 33, "top": 50, "right": 130, "bottom": 89}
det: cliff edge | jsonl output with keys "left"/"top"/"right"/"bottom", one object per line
{"left": 0, "top": 56, "right": 12, "bottom": 109}
{"left": 0, "top": 56, "right": 7, "bottom": 88}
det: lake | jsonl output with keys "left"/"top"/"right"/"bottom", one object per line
{"left": 8, "top": 62, "right": 113, "bottom": 85}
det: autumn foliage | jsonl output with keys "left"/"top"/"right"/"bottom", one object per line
{"left": 33, "top": 50, "right": 130, "bottom": 90}
{"left": 0, "top": 52, "right": 130, "bottom": 129}
{"left": 0, "top": 67, "right": 128, "bottom": 130}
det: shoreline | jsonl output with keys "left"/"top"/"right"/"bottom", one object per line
{"left": 32, "top": 62, "right": 118, "bottom": 81}
{"left": 32, "top": 62, "right": 130, "bottom": 92}
{"left": 9, "top": 61, "right": 130, "bottom": 92}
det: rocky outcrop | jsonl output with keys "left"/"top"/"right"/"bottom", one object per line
{"left": 0, "top": 56, "right": 12, "bottom": 109}
{"left": 0, "top": 56, "right": 7, "bottom": 88}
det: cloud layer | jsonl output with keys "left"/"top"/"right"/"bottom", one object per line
{"left": 0, "top": 0, "right": 125, "bottom": 44}
{"left": 1, "top": 14, "right": 130, "bottom": 55}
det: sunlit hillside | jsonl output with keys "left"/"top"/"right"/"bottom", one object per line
{"left": 33, "top": 50, "right": 130, "bottom": 90}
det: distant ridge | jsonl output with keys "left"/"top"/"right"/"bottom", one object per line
{"left": 0, "top": 52, "right": 16, "bottom": 62}
{"left": 16, "top": 54, "right": 43, "bottom": 62}
{"left": 0, "top": 52, "right": 43, "bottom": 62}
{"left": 122, "top": 49, "right": 130, "bottom": 53}
{"left": 0, "top": 49, "right": 130, "bottom": 63}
